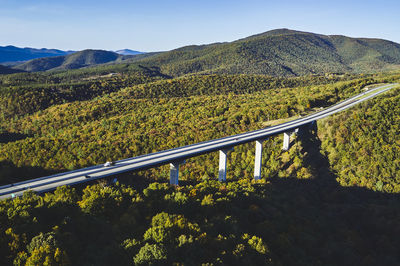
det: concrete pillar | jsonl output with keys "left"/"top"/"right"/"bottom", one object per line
{"left": 254, "top": 139, "right": 267, "bottom": 180}
{"left": 170, "top": 160, "right": 185, "bottom": 185}
{"left": 218, "top": 148, "right": 233, "bottom": 182}
{"left": 282, "top": 132, "right": 290, "bottom": 151}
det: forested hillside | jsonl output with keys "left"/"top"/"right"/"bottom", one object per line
{"left": 133, "top": 29, "right": 400, "bottom": 76}
{"left": 0, "top": 46, "right": 71, "bottom": 64}
{"left": 0, "top": 66, "right": 399, "bottom": 265}
{"left": 0, "top": 66, "right": 167, "bottom": 119}
{"left": 319, "top": 89, "right": 400, "bottom": 192}
{"left": 0, "top": 65, "right": 24, "bottom": 75}
{"left": 13, "top": 50, "right": 125, "bottom": 72}
{"left": 7, "top": 29, "right": 400, "bottom": 76}
{"left": 1, "top": 71, "right": 394, "bottom": 183}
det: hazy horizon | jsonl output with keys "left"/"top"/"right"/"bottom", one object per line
{"left": 1, "top": 27, "right": 400, "bottom": 54}
{"left": 1, "top": 0, "right": 399, "bottom": 52}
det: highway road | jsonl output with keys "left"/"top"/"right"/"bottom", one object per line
{"left": 0, "top": 83, "right": 397, "bottom": 199}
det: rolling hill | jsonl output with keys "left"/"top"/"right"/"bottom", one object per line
{"left": 0, "top": 45, "right": 72, "bottom": 63}
{"left": 8, "top": 29, "right": 400, "bottom": 76}
{"left": 13, "top": 50, "right": 124, "bottom": 72}
{"left": 135, "top": 29, "right": 400, "bottom": 76}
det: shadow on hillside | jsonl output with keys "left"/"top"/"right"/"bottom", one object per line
{"left": 0, "top": 160, "right": 61, "bottom": 186}
{"left": 256, "top": 122, "right": 400, "bottom": 265}
{"left": 0, "top": 132, "right": 32, "bottom": 143}
{"left": 295, "top": 121, "right": 400, "bottom": 201}
{"left": 310, "top": 95, "right": 337, "bottom": 109}
{"left": 2, "top": 123, "right": 398, "bottom": 265}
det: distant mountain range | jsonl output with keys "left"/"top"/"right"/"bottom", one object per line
{"left": 13, "top": 50, "right": 126, "bottom": 72}
{"left": 115, "top": 49, "right": 144, "bottom": 55}
{"left": 0, "top": 45, "right": 73, "bottom": 64}
{"left": 4, "top": 29, "right": 400, "bottom": 75}
{"left": 0, "top": 45, "right": 144, "bottom": 65}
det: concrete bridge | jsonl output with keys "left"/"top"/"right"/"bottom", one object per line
{"left": 0, "top": 84, "right": 397, "bottom": 199}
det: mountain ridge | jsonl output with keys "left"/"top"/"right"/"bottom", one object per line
{"left": 133, "top": 29, "right": 400, "bottom": 76}
{"left": 115, "top": 49, "right": 144, "bottom": 55}
{"left": 13, "top": 50, "right": 125, "bottom": 72}
{"left": 0, "top": 45, "right": 73, "bottom": 63}
{"left": 9, "top": 29, "right": 400, "bottom": 75}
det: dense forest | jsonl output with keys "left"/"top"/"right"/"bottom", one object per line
{"left": 118, "top": 29, "right": 400, "bottom": 76}
{"left": 0, "top": 66, "right": 399, "bottom": 265}
{"left": 13, "top": 50, "right": 125, "bottom": 72}
{"left": 319, "top": 89, "right": 400, "bottom": 192}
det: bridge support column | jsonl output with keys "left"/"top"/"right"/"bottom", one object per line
{"left": 282, "top": 132, "right": 291, "bottom": 151}
{"left": 219, "top": 148, "right": 233, "bottom": 182}
{"left": 170, "top": 160, "right": 185, "bottom": 185}
{"left": 254, "top": 139, "right": 267, "bottom": 180}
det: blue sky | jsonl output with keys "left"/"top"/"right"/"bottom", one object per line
{"left": 0, "top": 0, "right": 399, "bottom": 52}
